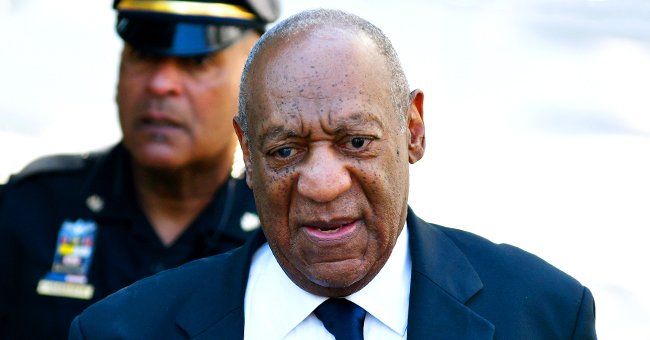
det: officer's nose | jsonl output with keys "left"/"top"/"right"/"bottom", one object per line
{"left": 297, "top": 146, "right": 352, "bottom": 203}
{"left": 147, "top": 59, "right": 183, "bottom": 97}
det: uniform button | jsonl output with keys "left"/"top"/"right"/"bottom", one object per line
{"left": 86, "top": 194, "right": 104, "bottom": 213}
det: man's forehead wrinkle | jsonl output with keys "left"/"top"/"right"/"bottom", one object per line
{"left": 256, "top": 108, "right": 383, "bottom": 148}
{"left": 253, "top": 26, "right": 390, "bottom": 147}
{"left": 322, "top": 110, "right": 385, "bottom": 135}
{"left": 269, "top": 84, "right": 334, "bottom": 101}
{"left": 258, "top": 124, "right": 301, "bottom": 147}
{"left": 267, "top": 59, "right": 350, "bottom": 99}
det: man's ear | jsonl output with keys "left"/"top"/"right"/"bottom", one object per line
{"left": 406, "top": 89, "right": 425, "bottom": 164}
{"left": 233, "top": 118, "right": 254, "bottom": 188}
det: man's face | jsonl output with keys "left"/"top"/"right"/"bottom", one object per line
{"left": 117, "top": 34, "right": 257, "bottom": 170}
{"left": 238, "top": 28, "right": 425, "bottom": 297}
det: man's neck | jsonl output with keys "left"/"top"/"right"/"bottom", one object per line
{"left": 132, "top": 160, "right": 232, "bottom": 246}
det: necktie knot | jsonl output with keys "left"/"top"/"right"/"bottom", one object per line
{"left": 314, "top": 298, "right": 366, "bottom": 340}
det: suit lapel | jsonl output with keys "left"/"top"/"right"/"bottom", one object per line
{"left": 406, "top": 209, "right": 495, "bottom": 339}
{"left": 171, "top": 210, "right": 495, "bottom": 338}
{"left": 175, "top": 231, "right": 267, "bottom": 339}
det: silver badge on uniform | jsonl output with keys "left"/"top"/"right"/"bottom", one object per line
{"left": 36, "top": 219, "right": 97, "bottom": 300}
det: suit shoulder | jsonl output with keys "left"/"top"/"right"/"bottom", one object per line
{"left": 421, "top": 222, "right": 595, "bottom": 338}
{"left": 100, "top": 254, "right": 231, "bottom": 302}
{"left": 75, "top": 249, "right": 249, "bottom": 338}
{"left": 436, "top": 225, "right": 584, "bottom": 289}
{"left": 79, "top": 251, "right": 237, "bottom": 316}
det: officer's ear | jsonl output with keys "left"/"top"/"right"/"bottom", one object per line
{"left": 233, "top": 118, "right": 254, "bottom": 188}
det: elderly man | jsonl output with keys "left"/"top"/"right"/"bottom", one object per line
{"left": 0, "top": 1, "right": 278, "bottom": 338}
{"left": 69, "top": 9, "right": 596, "bottom": 339}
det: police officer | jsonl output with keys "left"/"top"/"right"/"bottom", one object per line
{"left": 0, "top": 1, "right": 279, "bottom": 338}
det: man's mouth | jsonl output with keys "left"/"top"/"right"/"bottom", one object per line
{"left": 303, "top": 220, "right": 359, "bottom": 240}
{"left": 320, "top": 227, "right": 341, "bottom": 234}
{"left": 141, "top": 117, "right": 180, "bottom": 128}
{"left": 136, "top": 116, "right": 185, "bottom": 139}
{"left": 318, "top": 224, "right": 345, "bottom": 233}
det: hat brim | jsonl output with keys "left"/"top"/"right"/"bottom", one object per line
{"left": 116, "top": 15, "right": 258, "bottom": 57}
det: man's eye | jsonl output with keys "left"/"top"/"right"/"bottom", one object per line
{"left": 188, "top": 55, "right": 211, "bottom": 67}
{"left": 347, "top": 137, "right": 371, "bottom": 149}
{"left": 273, "top": 147, "right": 295, "bottom": 158}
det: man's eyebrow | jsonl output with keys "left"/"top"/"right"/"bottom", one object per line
{"left": 331, "top": 112, "right": 385, "bottom": 131}
{"left": 259, "top": 126, "right": 301, "bottom": 146}
{"left": 257, "top": 111, "right": 386, "bottom": 145}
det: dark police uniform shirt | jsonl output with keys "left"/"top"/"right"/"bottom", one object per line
{"left": 0, "top": 143, "right": 259, "bottom": 340}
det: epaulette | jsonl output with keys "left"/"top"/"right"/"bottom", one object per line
{"left": 9, "top": 153, "right": 93, "bottom": 183}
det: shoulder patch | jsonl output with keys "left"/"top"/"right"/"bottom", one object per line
{"left": 10, "top": 153, "right": 92, "bottom": 183}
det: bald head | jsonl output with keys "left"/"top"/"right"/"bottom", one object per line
{"left": 236, "top": 8, "right": 411, "bottom": 140}
{"left": 232, "top": 8, "right": 426, "bottom": 297}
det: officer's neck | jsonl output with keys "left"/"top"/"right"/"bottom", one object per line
{"left": 131, "top": 159, "right": 232, "bottom": 246}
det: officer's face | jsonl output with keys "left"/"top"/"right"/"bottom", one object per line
{"left": 117, "top": 33, "right": 258, "bottom": 171}
{"left": 236, "top": 28, "right": 426, "bottom": 297}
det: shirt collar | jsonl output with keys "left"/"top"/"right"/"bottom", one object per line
{"left": 245, "top": 243, "right": 326, "bottom": 339}
{"left": 348, "top": 225, "right": 411, "bottom": 336}
{"left": 244, "top": 223, "right": 411, "bottom": 339}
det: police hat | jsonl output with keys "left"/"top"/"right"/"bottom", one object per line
{"left": 113, "top": 0, "right": 280, "bottom": 56}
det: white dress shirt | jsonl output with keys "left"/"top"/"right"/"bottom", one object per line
{"left": 244, "top": 225, "right": 411, "bottom": 339}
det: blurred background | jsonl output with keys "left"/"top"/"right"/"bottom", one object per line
{"left": 1, "top": 0, "right": 649, "bottom": 338}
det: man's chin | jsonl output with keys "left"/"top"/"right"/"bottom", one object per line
{"left": 299, "top": 262, "right": 372, "bottom": 296}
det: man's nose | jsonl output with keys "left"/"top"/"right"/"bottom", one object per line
{"left": 297, "top": 146, "right": 352, "bottom": 203}
{"left": 147, "top": 59, "right": 183, "bottom": 97}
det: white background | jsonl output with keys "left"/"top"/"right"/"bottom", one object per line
{"left": 1, "top": 0, "right": 649, "bottom": 338}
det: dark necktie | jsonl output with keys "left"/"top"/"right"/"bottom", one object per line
{"left": 314, "top": 298, "right": 366, "bottom": 340}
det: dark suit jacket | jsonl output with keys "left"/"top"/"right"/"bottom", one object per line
{"left": 69, "top": 208, "right": 596, "bottom": 339}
